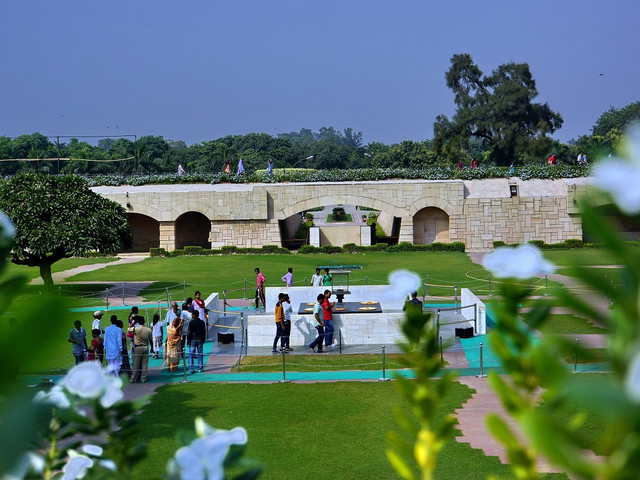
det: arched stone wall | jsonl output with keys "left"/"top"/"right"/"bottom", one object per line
{"left": 125, "top": 213, "right": 159, "bottom": 252}
{"left": 413, "top": 207, "right": 450, "bottom": 244}
{"left": 175, "top": 212, "right": 211, "bottom": 249}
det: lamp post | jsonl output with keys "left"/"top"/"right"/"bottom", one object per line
{"left": 284, "top": 155, "right": 314, "bottom": 175}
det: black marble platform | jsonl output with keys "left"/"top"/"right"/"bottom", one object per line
{"left": 297, "top": 301, "right": 382, "bottom": 315}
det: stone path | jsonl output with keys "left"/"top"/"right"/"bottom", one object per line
{"left": 29, "top": 254, "right": 149, "bottom": 285}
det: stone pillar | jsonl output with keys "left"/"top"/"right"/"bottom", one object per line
{"left": 360, "top": 225, "right": 372, "bottom": 246}
{"left": 309, "top": 227, "right": 320, "bottom": 247}
{"left": 159, "top": 221, "right": 176, "bottom": 251}
{"left": 398, "top": 215, "right": 414, "bottom": 244}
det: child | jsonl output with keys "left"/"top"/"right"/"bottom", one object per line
{"left": 90, "top": 329, "right": 104, "bottom": 365}
{"left": 151, "top": 313, "right": 164, "bottom": 359}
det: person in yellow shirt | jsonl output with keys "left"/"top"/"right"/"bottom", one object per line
{"left": 272, "top": 293, "right": 286, "bottom": 353}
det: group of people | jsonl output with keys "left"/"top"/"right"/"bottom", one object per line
{"left": 67, "top": 290, "right": 212, "bottom": 380}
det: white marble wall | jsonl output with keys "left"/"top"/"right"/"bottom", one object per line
{"left": 461, "top": 288, "right": 486, "bottom": 335}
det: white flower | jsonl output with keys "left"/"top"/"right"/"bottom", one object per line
{"left": 169, "top": 420, "right": 247, "bottom": 480}
{"left": 385, "top": 270, "right": 422, "bottom": 301}
{"left": 99, "top": 459, "right": 117, "bottom": 471}
{"left": 100, "top": 376, "right": 124, "bottom": 408}
{"left": 594, "top": 126, "right": 640, "bottom": 214}
{"left": 625, "top": 350, "right": 640, "bottom": 402}
{"left": 4, "top": 452, "right": 45, "bottom": 480}
{"left": 62, "top": 454, "right": 94, "bottom": 480}
{"left": 63, "top": 362, "right": 106, "bottom": 399}
{"left": 34, "top": 385, "right": 71, "bottom": 409}
{"left": 81, "top": 444, "right": 103, "bottom": 457}
{"left": 482, "top": 244, "right": 555, "bottom": 279}
{"left": 0, "top": 211, "right": 16, "bottom": 241}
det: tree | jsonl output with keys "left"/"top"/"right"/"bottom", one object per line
{"left": 0, "top": 173, "right": 132, "bottom": 287}
{"left": 434, "top": 53, "right": 563, "bottom": 165}
{"left": 592, "top": 101, "right": 640, "bottom": 137}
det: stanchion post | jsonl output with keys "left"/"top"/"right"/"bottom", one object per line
{"left": 475, "top": 342, "right": 488, "bottom": 378}
{"left": 544, "top": 274, "right": 550, "bottom": 296}
{"left": 440, "top": 336, "right": 444, "bottom": 367}
{"left": 243, "top": 278, "right": 247, "bottom": 300}
{"left": 280, "top": 350, "right": 290, "bottom": 383}
{"left": 378, "top": 346, "right": 390, "bottom": 382}
{"left": 339, "top": 329, "right": 342, "bottom": 354}
{"left": 59, "top": 286, "right": 61, "bottom": 296}
{"left": 422, "top": 282, "right": 426, "bottom": 305}
{"left": 488, "top": 273, "right": 493, "bottom": 296}
{"left": 183, "top": 281, "right": 186, "bottom": 302}
{"left": 573, "top": 338, "right": 579, "bottom": 374}
{"left": 454, "top": 284, "right": 459, "bottom": 312}
{"left": 180, "top": 346, "right": 191, "bottom": 384}
{"left": 223, "top": 290, "right": 227, "bottom": 313}
{"left": 365, "top": 275, "right": 368, "bottom": 286}
{"left": 122, "top": 283, "right": 125, "bottom": 306}
{"left": 105, "top": 288, "right": 109, "bottom": 311}
{"left": 427, "top": 275, "right": 430, "bottom": 296}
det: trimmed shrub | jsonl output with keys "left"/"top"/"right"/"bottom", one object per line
{"left": 563, "top": 239, "right": 584, "bottom": 249}
{"left": 183, "top": 246, "right": 204, "bottom": 255}
{"left": 321, "top": 245, "right": 343, "bottom": 254}
{"left": 298, "top": 245, "right": 322, "bottom": 254}
{"left": 492, "top": 241, "right": 506, "bottom": 248}
{"left": 221, "top": 246, "right": 238, "bottom": 255}
{"left": 342, "top": 243, "right": 358, "bottom": 253}
{"left": 150, "top": 247, "right": 168, "bottom": 257}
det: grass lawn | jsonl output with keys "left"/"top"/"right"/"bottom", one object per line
{"left": 237, "top": 353, "right": 409, "bottom": 372}
{"left": 535, "top": 314, "right": 608, "bottom": 334}
{"left": 130, "top": 381, "right": 567, "bottom": 480}
{"left": 4, "top": 256, "right": 119, "bottom": 282}
{"left": 326, "top": 213, "right": 354, "bottom": 222}
{"left": 543, "top": 249, "right": 626, "bottom": 267}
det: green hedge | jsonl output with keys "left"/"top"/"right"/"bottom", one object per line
{"left": 492, "top": 239, "right": 603, "bottom": 250}
{"left": 297, "top": 241, "right": 465, "bottom": 254}
{"left": 150, "top": 245, "right": 291, "bottom": 257}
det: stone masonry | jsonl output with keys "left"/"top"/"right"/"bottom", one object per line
{"left": 92, "top": 177, "right": 593, "bottom": 252}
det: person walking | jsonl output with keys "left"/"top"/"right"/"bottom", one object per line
{"left": 273, "top": 293, "right": 286, "bottom": 353}
{"left": 67, "top": 321, "right": 87, "bottom": 365}
{"left": 166, "top": 317, "right": 184, "bottom": 372}
{"left": 237, "top": 158, "right": 245, "bottom": 175}
{"left": 267, "top": 158, "right": 273, "bottom": 175}
{"left": 255, "top": 267, "right": 266, "bottom": 311}
{"left": 310, "top": 293, "right": 326, "bottom": 353}
{"left": 178, "top": 162, "right": 186, "bottom": 176}
{"left": 311, "top": 267, "right": 323, "bottom": 287}
{"left": 187, "top": 310, "right": 206, "bottom": 373}
{"left": 104, "top": 316, "right": 122, "bottom": 376}
{"left": 282, "top": 294, "right": 293, "bottom": 351}
{"left": 281, "top": 267, "right": 293, "bottom": 287}
{"left": 151, "top": 314, "right": 163, "bottom": 359}
{"left": 128, "top": 315, "right": 152, "bottom": 383}
{"left": 322, "top": 289, "right": 336, "bottom": 348}
{"left": 92, "top": 311, "right": 103, "bottom": 335}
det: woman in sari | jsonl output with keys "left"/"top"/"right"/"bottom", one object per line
{"left": 166, "top": 317, "right": 183, "bottom": 372}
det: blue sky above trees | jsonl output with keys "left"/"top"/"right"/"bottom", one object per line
{"left": 1, "top": 0, "right": 638, "bottom": 146}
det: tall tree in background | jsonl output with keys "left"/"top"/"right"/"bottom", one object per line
{"left": 592, "top": 101, "right": 640, "bottom": 137}
{"left": 434, "top": 53, "right": 563, "bottom": 165}
{"left": 0, "top": 173, "right": 132, "bottom": 287}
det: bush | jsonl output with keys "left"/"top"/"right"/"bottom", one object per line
{"left": 298, "top": 245, "right": 322, "bottom": 254}
{"left": 321, "top": 245, "right": 343, "bottom": 254}
{"left": 150, "top": 247, "right": 168, "bottom": 257}
{"left": 305, "top": 213, "right": 314, "bottom": 221}
{"left": 221, "top": 246, "right": 238, "bottom": 255}
{"left": 563, "top": 239, "right": 584, "bottom": 249}
{"left": 342, "top": 243, "right": 358, "bottom": 253}
{"left": 183, "top": 246, "right": 205, "bottom": 255}
{"left": 492, "top": 241, "right": 506, "bottom": 248}
{"left": 262, "top": 245, "right": 290, "bottom": 254}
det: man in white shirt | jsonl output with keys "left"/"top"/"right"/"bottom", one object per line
{"left": 104, "top": 316, "right": 123, "bottom": 376}
{"left": 311, "top": 267, "right": 323, "bottom": 287}
{"left": 92, "top": 311, "right": 103, "bottom": 334}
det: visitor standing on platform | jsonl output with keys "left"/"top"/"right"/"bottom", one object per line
{"left": 403, "top": 291, "right": 422, "bottom": 313}
{"left": 310, "top": 293, "right": 326, "bottom": 353}
{"left": 128, "top": 315, "right": 152, "bottom": 383}
{"left": 267, "top": 158, "right": 273, "bottom": 175}
{"left": 322, "top": 290, "right": 336, "bottom": 348}
{"left": 116, "top": 319, "right": 132, "bottom": 379}
{"left": 273, "top": 293, "right": 286, "bottom": 353}
{"left": 282, "top": 294, "right": 293, "bottom": 351}
{"left": 187, "top": 310, "right": 206, "bottom": 373}
{"left": 178, "top": 162, "right": 186, "bottom": 176}
{"left": 323, "top": 268, "right": 332, "bottom": 287}
{"left": 104, "top": 316, "right": 122, "bottom": 376}
{"left": 151, "top": 313, "right": 163, "bottom": 359}
{"left": 255, "top": 268, "right": 266, "bottom": 311}
{"left": 92, "top": 311, "right": 103, "bottom": 335}
{"left": 193, "top": 291, "right": 208, "bottom": 332}
{"left": 311, "top": 267, "right": 323, "bottom": 287}
{"left": 281, "top": 267, "right": 293, "bottom": 287}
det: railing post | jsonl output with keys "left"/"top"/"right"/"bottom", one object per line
{"left": 180, "top": 346, "right": 191, "bottom": 384}
{"left": 422, "top": 282, "right": 426, "bottom": 305}
{"left": 223, "top": 290, "right": 227, "bottom": 313}
{"left": 474, "top": 303, "right": 478, "bottom": 334}
{"left": 475, "top": 342, "right": 488, "bottom": 378}
{"left": 122, "top": 283, "right": 126, "bottom": 306}
{"left": 427, "top": 275, "right": 430, "bottom": 296}
{"left": 183, "top": 281, "right": 187, "bottom": 302}
{"left": 243, "top": 278, "right": 247, "bottom": 300}
{"left": 365, "top": 275, "right": 368, "bottom": 286}
{"left": 280, "top": 350, "right": 290, "bottom": 383}
{"left": 544, "top": 274, "right": 550, "bottom": 296}
{"left": 574, "top": 338, "right": 579, "bottom": 374}
{"left": 339, "top": 329, "right": 342, "bottom": 354}
{"left": 378, "top": 346, "right": 390, "bottom": 382}
{"left": 105, "top": 288, "right": 109, "bottom": 311}
{"left": 454, "top": 284, "right": 459, "bottom": 312}
{"left": 439, "top": 336, "right": 444, "bottom": 367}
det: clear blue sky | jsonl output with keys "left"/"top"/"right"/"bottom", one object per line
{"left": 2, "top": 1, "right": 638, "bottom": 146}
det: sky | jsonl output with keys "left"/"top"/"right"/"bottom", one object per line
{"left": 2, "top": 1, "right": 639, "bottom": 147}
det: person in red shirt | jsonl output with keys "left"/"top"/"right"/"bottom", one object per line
{"left": 255, "top": 267, "right": 266, "bottom": 311}
{"left": 322, "top": 289, "right": 336, "bottom": 348}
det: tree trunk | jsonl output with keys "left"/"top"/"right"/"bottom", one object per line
{"left": 40, "top": 263, "right": 54, "bottom": 289}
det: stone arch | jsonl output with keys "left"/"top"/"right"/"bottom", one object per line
{"left": 408, "top": 196, "right": 455, "bottom": 217}
{"left": 125, "top": 213, "right": 159, "bottom": 252}
{"left": 175, "top": 212, "right": 211, "bottom": 249}
{"left": 413, "top": 207, "right": 450, "bottom": 244}
{"left": 276, "top": 195, "right": 405, "bottom": 221}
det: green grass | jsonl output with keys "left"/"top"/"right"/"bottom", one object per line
{"left": 237, "top": 353, "right": 408, "bottom": 372}
{"left": 561, "top": 348, "right": 609, "bottom": 364}
{"left": 543, "top": 249, "right": 624, "bottom": 267}
{"left": 131, "top": 381, "right": 566, "bottom": 480}
{"left": 535, "top": 314, "right": 608, "bottom": 334}
{"left": 4, "top": 256, "right": 119, "bottom": 282}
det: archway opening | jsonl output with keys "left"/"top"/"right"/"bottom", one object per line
{"left": 125, "top": 213, "right": 159, "bottom": 252}
{"left": 413, "top": 207, "right": 450, "bottom": 244}
{"left": 175, "top": 212, "right": 211, "bottom": 249}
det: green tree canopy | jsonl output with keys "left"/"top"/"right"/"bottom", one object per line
{"left": 0, "top": 173, "right": 132, "bottom": 287}
{"left": 434, "top": 53, "right": 563, "bottom": 165}
{"left": 592, "top": 101, "right": 640, "bottom": 137}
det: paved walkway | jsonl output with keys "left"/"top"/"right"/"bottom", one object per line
{"left": 29, "top": 254, "right": 148, "bottom": 285}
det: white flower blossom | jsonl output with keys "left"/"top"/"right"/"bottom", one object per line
{"left": 34, "top": 385, "right": 71, "bottom": 409}
{"left": 169, "top": 420, "right": 247, "bottom": 480}
{"left": 385, "top": 270, "right": 422, "bottom": 301}
{"left": 62, "top": 454, "right": 94, "bottom": 480}
{"left": 4, "top": 452, "right": 45, "bottom": 480}
{"left": 99, "top": 459, "right": 117, "bottom": 471}
{"left": 62, "top": 362, "right": 106, "bottom": 399}
{"left": 81, "top": 444, "right": 103, "bottom": 457}
{"left": 482, "top": 244, "right": 555, "bottom": 279}
{"left": 594, "top": 126, "right": 640, "bottom": 214}
{"left": 100, "top": 376, "right": 124, "bottom": 408}
{"left": 625, "top": 350, "right": 640, "bottom": 403}
{"left": 0, "top": 211, "right": 16, "bottom": 241}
